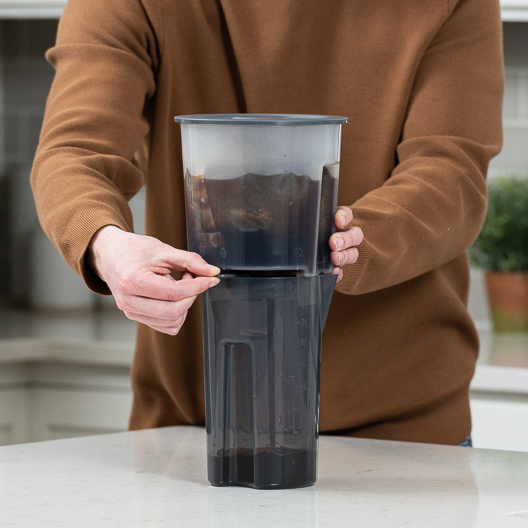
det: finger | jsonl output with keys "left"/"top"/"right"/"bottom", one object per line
{"left": 329, "top": 226, "right": 364, "bottom": 252}
{"left": 128, "top": 273, "right": 220, "bottom": 303}
{"left": 331, "top": 247, "right": 359, "bottom": 267}
{"left": 147, "top": 323, "right": 185, "bottom": 336}
{"left": 332, "top": 265, "right": 344, "bottom": 282}
{"left": 135, "top": 305, "right": 190, "bottom": 336}
{"left": 334, "top": 206, "right": 353, "bottom": 229}
{"left": 158, "top": 246, "right": 220, "bottom": 277}
{"left": 123, "top": 309, "right": 187, "bottom": 330}
{"left": 119, "top": 291, "right": 198, "bottom": 321}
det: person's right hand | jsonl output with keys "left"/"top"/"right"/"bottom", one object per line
{"left": 87, "top": 225, "right": 220, "bottom": 335}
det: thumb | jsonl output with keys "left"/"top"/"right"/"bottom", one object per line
{"left": 161, "top": 246, "right": 220, "bottom": 277}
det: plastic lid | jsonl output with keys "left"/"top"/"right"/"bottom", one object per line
{"left": 174, "top": 114, "right": 348, "bottom": 126}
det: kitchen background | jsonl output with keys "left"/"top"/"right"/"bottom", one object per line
{"left": 0, "top": 3, "right": 527, "bottom": 450}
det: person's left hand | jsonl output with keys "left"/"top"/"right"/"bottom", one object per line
{"left": 329, "top": 206, "right": 364, "bottom": 282}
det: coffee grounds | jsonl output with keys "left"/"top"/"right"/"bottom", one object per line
{"left": 185, "top": 167, "right": 338, "bottom": 274}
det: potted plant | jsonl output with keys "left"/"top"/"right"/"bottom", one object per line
{"left": 469, "top": 175, "right": 528, "bottom": 332}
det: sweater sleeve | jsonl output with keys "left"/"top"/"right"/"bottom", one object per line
{"left": 30, "top": 0, "right": 159, "bottom": 294}
{"left": 336, "top": 0, "right": 504, "bottom": 295}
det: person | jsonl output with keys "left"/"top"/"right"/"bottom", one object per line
{"left": 31, "top": 0, "right": 504, "bottom": 445}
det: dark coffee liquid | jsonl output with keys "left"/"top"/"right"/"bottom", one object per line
{"left": 185, "top": 167, "right": 338, "bottom": 274}
{"left": 208, "top": 448, "right": 316, "bottom": 489}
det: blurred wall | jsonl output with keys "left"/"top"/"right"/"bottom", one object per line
{"left": 490, "top": 22, "right": 528, "bottom": 176}
{"left": 0, "top": 20, "right": 144, "bottom": 308}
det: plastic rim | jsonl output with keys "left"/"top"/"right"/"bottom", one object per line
{"left": 174, "top": 113, "right": 348, "bottom": 126}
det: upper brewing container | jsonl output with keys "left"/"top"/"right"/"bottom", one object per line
{"left": 174, "top": 114, "right": 347, "bottom": 276}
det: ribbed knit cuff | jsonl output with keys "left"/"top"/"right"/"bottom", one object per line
{"left": 61, "top": 205, "right": 133, "bottom": 295}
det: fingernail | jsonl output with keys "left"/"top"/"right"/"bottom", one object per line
{"left": 339, "top": 214, "right": 346, "bottom": 228}
{"left": 210, "top": 266, "right": 221, "bottom": 274}
{"left": 335, "top": 237, "right": 343, "bottom": 249}
{"left": 210, "top": 278, "right": 220, "bottom": 287}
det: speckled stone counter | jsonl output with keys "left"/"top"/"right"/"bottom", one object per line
{"left": 0, "top": 426, "right": 527, "bottom": 527}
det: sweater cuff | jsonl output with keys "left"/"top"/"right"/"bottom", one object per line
{"left": 61, "top": 205, "right": 133, "bottom": 295}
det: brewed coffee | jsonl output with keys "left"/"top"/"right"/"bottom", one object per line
{"left": 185, "top": 166, "right": 338, "bottom": 274}
{"left": 208, "top": 448, "right": 316, "bottom": 489}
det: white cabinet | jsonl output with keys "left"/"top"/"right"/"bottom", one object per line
{"left": 470, "top": 365, "right": 528, "bottom": 452}
{"left": 470, "top": 397, "right": 528, "bottom": 452}
{"left": 29, "top": 389, "right": 132, "bottom": 441}
{"left": 0, "top": 388, "right": 29, "bottom": 445}
{"left": 0, "top": 387, "right": 132, "bottom": 444}
{"left": 0, "top": 340, "right": 133, "bottom": 445}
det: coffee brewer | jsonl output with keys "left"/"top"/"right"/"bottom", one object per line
{"left": 174, "top": 114, "right": 347, "bottom": 489}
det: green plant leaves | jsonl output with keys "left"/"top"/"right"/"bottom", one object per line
{"left": 469, "top": 175, "right": 528, "bottom": 272}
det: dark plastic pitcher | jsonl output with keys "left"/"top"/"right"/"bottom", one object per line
{"left": 201, "top": 274, "right": 336, "bottom": 489}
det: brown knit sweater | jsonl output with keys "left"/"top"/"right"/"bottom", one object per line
{"left": 31, "top": 0, "right": 504, "bottom": 445}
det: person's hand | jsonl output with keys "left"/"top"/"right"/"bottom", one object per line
{"left": 87, "top": 226, "right": 220, "bottom": 335}
{"left": 329, "top": 206, "right": 364, "bottom": 282}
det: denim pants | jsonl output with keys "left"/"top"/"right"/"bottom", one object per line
{"left": 458, "top": 435, "right": 473, "bottom": 447}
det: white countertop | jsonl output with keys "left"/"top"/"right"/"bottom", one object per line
{"left": 0, "top": 426, "right": 527, "bottom": 527}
